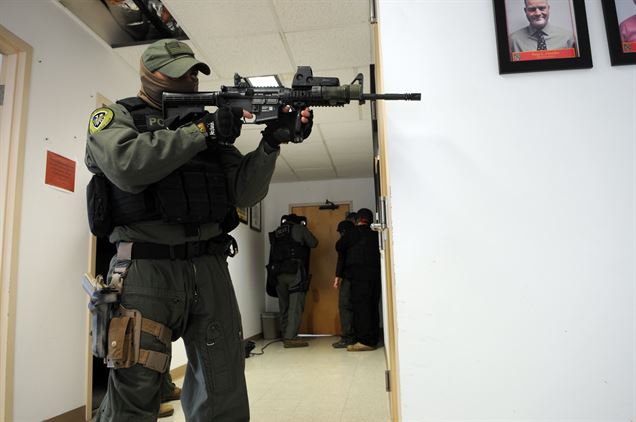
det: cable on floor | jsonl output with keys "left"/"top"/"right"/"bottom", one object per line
{"left": 248, "top": 339, "right": 282, "bottom": 357}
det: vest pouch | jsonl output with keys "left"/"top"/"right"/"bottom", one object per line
{"left": 107, "top": 315, "right": 133, "bottom": 365}
{"left": 154, "top": 172, "right": 189, "bottom": 222}
{"left": 106, "top": 307, "right": 142, "bottom": 369}
{"left": 182, "top": 170, "right": 209, "bottom": 220}
{"left": 86, "top": 174, "right": 113, "bottom": 237}
{"left": 265, "top": 263, "right": 279, "bottom": 297}
{"left": 205, "top": 172, "right": 228, "bottom": 221}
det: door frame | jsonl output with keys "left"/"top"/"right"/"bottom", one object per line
{"left": 288, "top": 201, "right": 353, "bottom": 213}
{"left": 371, "top": 14, "right": 402, "bottom": 422}
{"left": 84, "top": 93, "right": 111, "bottom": 420}
{"left": 0, "top": 25, "right": 32, "bottom": 422}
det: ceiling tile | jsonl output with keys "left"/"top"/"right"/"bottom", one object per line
{"left": 273, "top": 0, "right": 369, "bottom": 32}
{"left": 285, "top": 147, "right": 331, "bottom": 169}
{"left": 314, "top": 104, "right": 364, "bottom": 124}
{"left": 272, "top": 159, "right": 297, "bottom": 182}
{"left": 320, "top": 120, "right": 373, "bottom": 153}
{"left": 163, "top": 0, "right": 279, "bottom": 37}
{"left": 294, "top": 168, "right": 337, "bottom": 180}
{"left": 286, "top": 24, "right": 371, "bottom": 70}
{"left": 336, "top": 163, "right": 373, "bottom": 178}
{"left": 199, "top": 76, "right": 236, "bottom": 91}
{"left": 196, "top": 33, "right": 294, "bottom": 79}
{"left": 331, "top": 152, "right": 373, "bottom": 167}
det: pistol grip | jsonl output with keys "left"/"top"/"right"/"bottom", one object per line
{"left": 292, "top": 109, "right": 304, "bottom": 144}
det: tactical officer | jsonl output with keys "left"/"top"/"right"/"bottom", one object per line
{"left": 85, "top": 39, "right": 313, "bottom": 421}
{"left": 268, "top": 214, "right": 318, "bottom": 348}
{"left": 332, "top": 212, "right": 357, "bottom": 348}
{"left": 338, "top": 208, "right": 381, "bottom": 352}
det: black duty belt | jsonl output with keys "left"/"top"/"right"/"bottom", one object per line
{"left": 126, "top": 234, "right": 238, "bottom": 260}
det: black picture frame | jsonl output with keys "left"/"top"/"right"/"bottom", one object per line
{"left": 493, "top": 0, "right": 593, "bottom": 74}
{"left": 249, "top": 202, "right": 262, "bottom": 232}
{"left": 601, "top": 0, "right": 636, "bottom": 66}
{"left": 236, "top": 207, "right": 248, "bottom": 224}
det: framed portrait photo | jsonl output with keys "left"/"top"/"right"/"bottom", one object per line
{"left": 236, "top": 207, "right": 248, "bottom": 224}
{"left": 602, "top": 0, "right": 636, "bottom": 66}
{"left": 249, "top": 201, "right": 262, "bottom": 232}
{"left": 493, "top": 0, "right": 593, "bottom": 74}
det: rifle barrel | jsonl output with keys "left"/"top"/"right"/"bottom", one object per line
{"left": 361, "top": 93, "right": 421, "bottom": 101}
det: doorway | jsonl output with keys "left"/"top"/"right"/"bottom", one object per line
{"left": 0, "top": 25, "right": 31, "bottom": 422}
{"left": 290, "top": 203, "right": 350, "bottom": 335}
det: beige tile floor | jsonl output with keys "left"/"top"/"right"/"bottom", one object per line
{"left": 162, "top": 335, "right": 391, "bottom": 422}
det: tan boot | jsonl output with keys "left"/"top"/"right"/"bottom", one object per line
{"left": 158, "top": 403, "right": 174, "bottom": 418}
{"left": 161, "top": 386, "right": 181, "bottom": 402}
{"left": 346, "top": 342, "right": 376, "bottom": 352}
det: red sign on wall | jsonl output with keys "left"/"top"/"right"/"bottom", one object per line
{"left": 45, "top": 150, "right": 76, "bottom": 192}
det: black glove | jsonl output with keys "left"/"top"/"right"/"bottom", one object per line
{"left": 261, "top": 107, "right": 313, "bottom": 148}
{"left": 195, "top": 106, "right": 244, "bottom": 145}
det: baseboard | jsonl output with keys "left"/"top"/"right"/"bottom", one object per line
{"left": 246, "top": 332, "right": 263, "bottom": 341}
{"left": 44, "top": 405, "right": 85, "bottom": 422}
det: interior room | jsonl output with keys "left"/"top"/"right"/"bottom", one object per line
{"left": 1, "top": 1, "right": 634, "bottom": 421}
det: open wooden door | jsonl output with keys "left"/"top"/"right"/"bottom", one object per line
{"left": 371, "top": 8, "right": 402, "bottom": 421}
{"left": 290, "top": 203, "right": 350, "bottom": 335}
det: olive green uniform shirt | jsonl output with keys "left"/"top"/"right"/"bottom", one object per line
{"left": 85, "top": 101, "right": 279, "bottom": 245}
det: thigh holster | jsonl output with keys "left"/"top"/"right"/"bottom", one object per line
{"left": 106, "top": 306, "right": 172, "bottom": 373}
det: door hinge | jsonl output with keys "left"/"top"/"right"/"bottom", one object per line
{"left": 370, "top": 0, "right": 378, "bottom": 24}
{"left": 385, "top": 369, "right": 391, "bottom": 392}
{"left": 0, "top": 85, "right": 5, "bottom": 106}
{"left": 371, "top": 195, "right": 388, "bottom": 232}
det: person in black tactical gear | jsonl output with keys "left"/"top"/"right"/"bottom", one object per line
{"left": 337, "top": 208, "right": 382, "bottom": 352}
{"left": 332, "top": 212, "right": 358, "bottom": 348}
{"left": 268, "top": 214, "right": 318, "bottom": 348}
{"left": 84, "top": 38, "right": 313, "bottom": 421}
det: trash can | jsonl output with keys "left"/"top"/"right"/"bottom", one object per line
{"left": 261, "top": 312, "right": 281, "bottom": 340}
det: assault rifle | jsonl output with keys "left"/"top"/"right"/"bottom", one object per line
{"left": 162, "top": 66, "right": 421, "bottom": 143}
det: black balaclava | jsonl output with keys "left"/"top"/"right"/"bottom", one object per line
{"left": 138, "top": 59, "right": 198, "bottom": 109}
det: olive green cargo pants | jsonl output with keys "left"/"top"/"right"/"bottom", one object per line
{"left": 96, "top": 253, "right": 249, "bottom": 422}
{"left": 275, "top": 273, "right": 307, "bottom": 340}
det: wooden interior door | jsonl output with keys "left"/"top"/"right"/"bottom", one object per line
{"left": 291, "top": 204, "right": 349, "bottom": 334}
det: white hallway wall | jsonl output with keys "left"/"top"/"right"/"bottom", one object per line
{"left": 0, "top": 1, "right": 265, "bottom": 420}
{"left": 379, "top": 0, "right": 635, "bottom": 420}
{"left": 1, "top": 3, "right": 137, "bottom": 420}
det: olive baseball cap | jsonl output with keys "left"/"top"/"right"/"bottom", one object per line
{"left": 141, "top": 39, "right": 211, "bottom": 78}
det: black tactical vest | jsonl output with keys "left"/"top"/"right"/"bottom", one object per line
{"left": 269, "top": 223, "right": 309, "bottom": 274}
{"left": 345, "top": 225, "right": 380, "bottom": 269}
{"left": 87, "top": 97, "right": 236, "bottom": 237}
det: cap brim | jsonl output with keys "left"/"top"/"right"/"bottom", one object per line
{"left": 158, "top": 56, "right": 211, "bottom": 78}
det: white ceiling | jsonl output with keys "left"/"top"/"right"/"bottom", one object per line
{"left": 107, "top": 0, "right": 377, "bottom": 183}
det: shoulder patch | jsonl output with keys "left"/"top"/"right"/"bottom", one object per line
{"left": 89, "top": 107, "right": 114, "bottom": 134}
